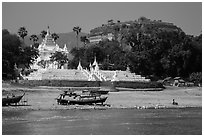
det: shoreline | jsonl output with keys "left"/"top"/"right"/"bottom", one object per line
{"left": 2, "top": 104, "right": 202, "bottom": 112}
{"left": 2, "top": 86, "right": 164, "bottom": 92}
{"left": 2, "top": 83, "right": 202, "bottom": 112}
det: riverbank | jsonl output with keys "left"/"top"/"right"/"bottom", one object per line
{"left": 2, "top": 82, "right": 202, "bottom": 111}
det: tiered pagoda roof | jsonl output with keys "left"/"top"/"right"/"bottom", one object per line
{"left": 41, "top": 26, "right": 56, "bottom": 47}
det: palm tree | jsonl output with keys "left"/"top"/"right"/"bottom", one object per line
{"left": 30, "top": 34, "right": 39, "bottom": 48}
{"left": 108, "top": 19, "right": 114, "bottom": 25}
{"left": 73, "top": 26, "right": 82, "bottom": 48}
{"left": 113, "top": 25, "right": 120, "bottom": 41}
{"left": 18, "top": 27, "right": 28, "bottom": 42}
{"left": 30, "top": 34, "right": 39, "bottom": 44}
{"left": 40, "top": 30, "right": 47, "bottom": 39}
{"left": 51, "top": 33, "right": 59, "bottom": 42}
{"left": 50, "top": 51, "right": 69, "bottom": 69}
{"left": 80, "top": 36, "right": 89, "bottom": 46}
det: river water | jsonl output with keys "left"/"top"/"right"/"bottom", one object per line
{"left": 2, "top": 108, "right": 202, "bottom": 135}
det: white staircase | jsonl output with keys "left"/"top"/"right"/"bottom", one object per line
{"left": 24, "top": 68, "right": 150, "bottom": 82}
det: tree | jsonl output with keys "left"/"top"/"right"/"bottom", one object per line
{"left": 50, "top": 51, "right": 69, "bottom": 69}
{"left": 3, "top": 29, "right": 39, "bottom": 79}
{"left": 73, "top": 26, "right": 82, "bottom": 48}
{"left": 51, "top": 33, "right": 59, "bottom": 42}
{"left": 18, "top": 27, "right": 28, "bottom": 42}
{"left": 2, "top": 29, "right": 9, "bottom": 35}
{"left": 80, "top": 36, "right": 89, "bottom": 46}
{"left": 68, "top": 47, "right": 87, "bottom": 69}
{"left": 17, "top": 46, "right": 39, "bottom": 69}
{"left": 138, "top": 16, "right": 149, "bottom": 22}
{"left": 30, "top": 34, "right": 39, "bottom": 48}
{"left": 40, "top": 30, "right": 47, "bottom": 39}
{"left": 107, "top": 19, "right": 114, "bottom": 25}
{"left": 113, "top": 25, "right": 120, "bottom": 41}
{"left": 189, "top": 72, "right": 202, "bottom": 85}
{"left": 69, "top": 40, "right": 127, "bottom": 71}
{"left": 37, "top": 60, "right": 47, "bottom": 68}
{"left": 3, "top": 29, "right": 21, "bottom": 78}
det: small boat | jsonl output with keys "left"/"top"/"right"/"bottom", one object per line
{"left": 82, "top": 89, "right": 109, "bottom": 95}
{"left": 81, "top": 85, "right": 116, "bottom": 95}
{"left": 2, "top": 93, "right": 25, "bottom": 106}
{"left": 56, "top": 91, "right": 108, "bottom": 105}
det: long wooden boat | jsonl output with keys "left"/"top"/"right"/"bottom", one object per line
{"left": 56, "top": 92, "right": 108, "bottom": 105}
{"left": 2, "top": 93, "right": 25, "bottom": 106}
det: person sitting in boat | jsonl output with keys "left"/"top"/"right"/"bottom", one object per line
{"left": 64, "top": 89, "right": 73, "bottom": 94}
{"left": 172, "top": 99, "right": 178, "bottom": 105}
{"left": 64, "top": 91, "right": 68, "bottom": 95}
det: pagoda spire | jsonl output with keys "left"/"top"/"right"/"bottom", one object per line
{"left": 126, "top": 65, "right": 130, "bottom": 72}
{"left": 77, "top": 60, "right": 83, "bottom": 70}
{"left": 92, "top": 55, "right": 97, "bottom": 66}
{"left": 92, "top": 56, "right": 99, "bottom": 71}
{"left": 47, "top": 25, "right": 50, "bottom": 35}
{"left": 63, "top": 44, "right": 67, "bottom": 51}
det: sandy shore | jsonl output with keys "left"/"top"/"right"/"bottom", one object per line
{"left": 2, "top": 83, "right": 202, "bottom": 111}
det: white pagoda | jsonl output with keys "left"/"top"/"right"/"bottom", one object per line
{"left": 31, "top": 26, "right": 69, "bottom": 69}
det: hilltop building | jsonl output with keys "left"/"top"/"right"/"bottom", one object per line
{"left": 88, "top": 17, "right": 178, "bottom": 44}
{"left": 88, "top": 33, "right": 114, "bottom": 43}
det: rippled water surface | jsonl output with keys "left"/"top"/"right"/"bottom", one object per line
{"left": 2, "top": 108, "right": 202, "bottom": 135}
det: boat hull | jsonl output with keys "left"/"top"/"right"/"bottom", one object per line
{"left": 57, "top": 96, "right": 108, "bottom": 105}
{"left": 2, "top": 93, "right": 25, "bottom": 106}
{"left": 68, "top": 96, "right": 108, "bottom": 105}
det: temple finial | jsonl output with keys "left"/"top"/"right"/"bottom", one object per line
{"left": 77, "top": 60, "right": 83, "bottom": 70}
{"left": 47, "top": 25, "right": 50, "bottom": 35}
{"left": 94, "top": 55, "right": 96, "bottom": 62}
{"left": 93, "top": 55, "right": 97, "bottom": 66}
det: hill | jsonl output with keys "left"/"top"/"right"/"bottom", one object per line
{"left": 89, "top": 17, "right": 181, "bottom": 37}
{"left": 24, "top": 32, "right": 88, "bottom": 51}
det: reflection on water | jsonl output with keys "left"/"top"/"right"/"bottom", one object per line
{"left": 2, "top": 108, "right": 202, "bottom": 135}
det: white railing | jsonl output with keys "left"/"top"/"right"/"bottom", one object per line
{"left": 93, "top": 70, "right": 107, "bottom": 81}
{"left": 82, "top": 69, "right": 91, "bottom": 80}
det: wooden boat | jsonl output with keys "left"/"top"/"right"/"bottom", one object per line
{"left": 82, "top": 89, "right": 109, "bottom": 95}
{"left": 2, "top": 93, "right": 25, "bottom": 106}
{"left": 56, "top": 91, "right": 108, "bottom": 105}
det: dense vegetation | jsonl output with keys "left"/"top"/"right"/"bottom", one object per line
{"left": 69, "top": 17, "right": 202, "bottom": 81}
{"left": 2, "top": 29, "right": 39, "bottom": 80}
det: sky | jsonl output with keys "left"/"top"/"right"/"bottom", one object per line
{"left": 2, "top": 2, "right": 202, "bottom": 36}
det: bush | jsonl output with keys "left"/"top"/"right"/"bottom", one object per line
{"left": 189, "top": 72, "right": 202, "bottom": 85}
{"left": 115, "top": 81, "right": 165, "bottom": 89}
